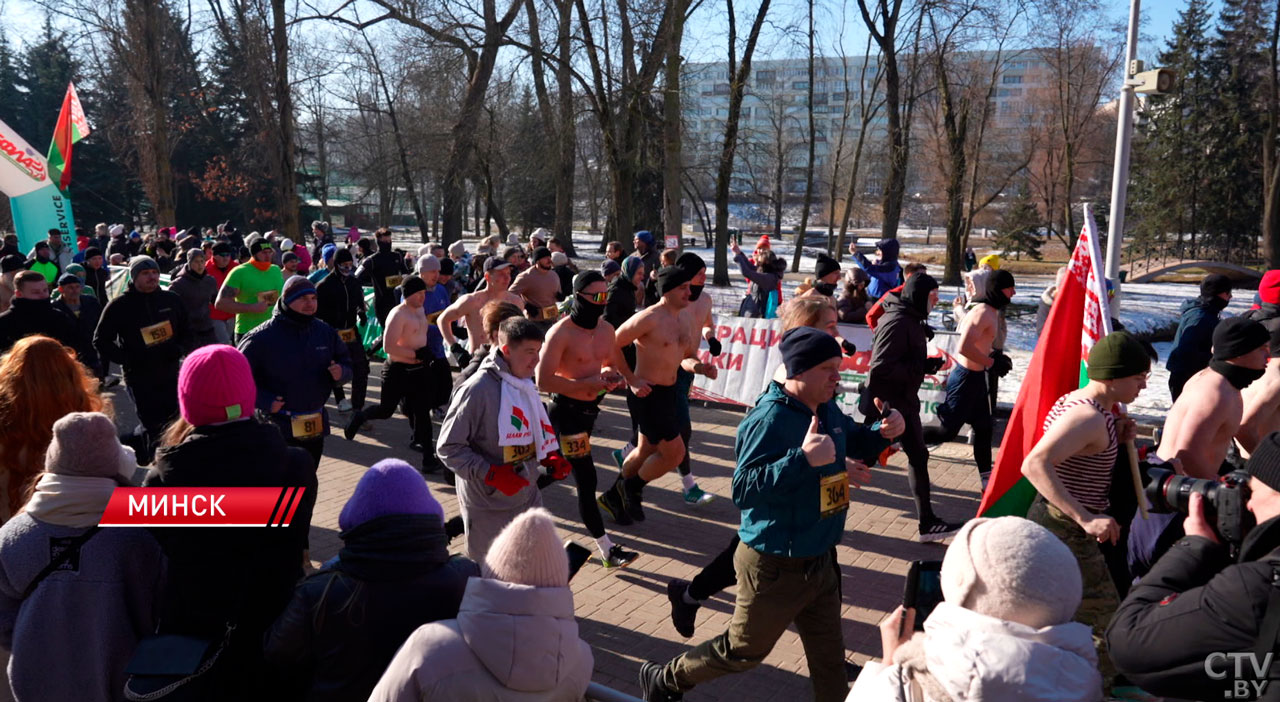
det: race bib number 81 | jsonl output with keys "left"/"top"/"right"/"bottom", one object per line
{"left": 291, "top": 413, "right": 323, "bottom": 439}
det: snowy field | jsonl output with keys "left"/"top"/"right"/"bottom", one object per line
{"left": 454, "top": 229, "right": 1258, "bottom": 421}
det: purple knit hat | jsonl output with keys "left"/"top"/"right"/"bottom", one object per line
{"left": 339, "top": 459, "right": 445, "bottom": 531}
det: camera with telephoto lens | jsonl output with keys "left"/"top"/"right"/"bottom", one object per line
{"left": 1145, "top": 468, "right": 1255, "bottom": 548}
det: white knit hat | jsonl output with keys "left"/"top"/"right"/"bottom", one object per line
{"left": 551, "top": 251, "right": 569, "bottom": 267}
{"left": 482, "top": 508, "right": 569, "bottom": 588}
{"left": 941, "top": 516, "right": 1082, "bottom": 629}
{"left": 449, "top": 240, "right": 466, "bottom": 257}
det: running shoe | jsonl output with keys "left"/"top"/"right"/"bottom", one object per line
{"left": 408, "top": 441, "right": 424, "bottom": 453}
{"left": 639, "top": 661, "right": 682, "bottom": 702}
{"left": 683, "top": 485, "right": 714, "bottom": 505}
{"left": 611, "top": 447, "right": 625, "bottom": 471}
{"left": 621, "top": 480, "right": 646, "bottom": 522}
{"left": 666, "top": 579, "right": 699, "bottom": 638}
{"left": 343, "top": 410, "right": 365, "bottom": 441}
{"left": 337, "top": 399, "right": 353, "bottom": 413}
{"left": 598, "top": 487, "right": 634, "bottom": 526}
{"left": 601, "top": 544, "right": 639, "bottom": 570}
{"left": 918, "top": 519, "right": 964, "bottom": 543}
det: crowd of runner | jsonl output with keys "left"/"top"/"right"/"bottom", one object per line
{"left": 0, "top": 220, "right": 1278, "bottom": 702}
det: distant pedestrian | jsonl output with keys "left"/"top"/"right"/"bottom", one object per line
{"left": 1167, "top": 273, "right": 1233, "bottom": 400}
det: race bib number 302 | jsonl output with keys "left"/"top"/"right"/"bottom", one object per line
{"left": 819, "top": 471, "right": 849, "bottom": 519}
{"left": 503, "top": 443, "right": 535, "bottom": 464}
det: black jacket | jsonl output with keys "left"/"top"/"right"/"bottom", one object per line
{"left": 1167, "top": 296, "right": 1226, "bottom": 380}
{"left": 1248, "top": 303, "right": 1280, "bottom": 352}
{"left": 355, "top": 243, "right": 407, "bottom": 323}
{"left": 0, "top": 298, "right": 78, "bottom": 355}
{"left": 314, "top": 270, "right": 364, "bottom": 333}
{"left": 865, "top": 290, "right": 930, "bottom": 410}
{"left": 605, "top": 276, "right": 638, "bottom": 329}
{"left": 52, "top": 295, "right": 102, "bottom": 372}
{"left": 238, "top": 306, "right": 352, "bottom": 433}
{"left": 145, "top": 419, "right": 315, "bottom": 691}
{"left": 93, "top": 285, "right": 189, "bottom": 373}
{"left": 1108, "top": 515, "right": 1280, "bottom": 701}
{"left": 83, "top": 263, "right": 110, "bottom": 301}
{"left": 264, "top": 514, "right": 479, "bottom": 702}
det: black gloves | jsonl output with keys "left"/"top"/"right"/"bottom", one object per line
{"left": 922, "top": 323, "right": 935, "bottom": 341}
{"left": 841, "top": 339, "right": 856, "bottom": 357}
{"left": 707, "top": 337, "right": 723, "bottom": 357}
{"left": 923, "top": 356, "right": 945, "bottom": 374}
{"left": 451, "top": 341, "right": 472, "bottom": 368}
{"left": 414, "top": 346, "right": 434, "bottom": 363}
{"left": 991, "top": 352, "right": 1013, "bottom": 378}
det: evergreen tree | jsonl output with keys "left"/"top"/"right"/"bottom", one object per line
{"left": 1202, "top": 0, "right": 1271, "bottom": 261}
{"left": 1130, "top": 0, "right": 1214, "bottom": 261}
{"left": 995, "top": 185, "right": 1043, "bottom": 262}
{"left": 0, "top": 31, "right": 21, "bottom": 130}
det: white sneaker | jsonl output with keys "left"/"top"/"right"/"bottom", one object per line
{"left": 338, "top": 399, "right": 353, "bottom": 412}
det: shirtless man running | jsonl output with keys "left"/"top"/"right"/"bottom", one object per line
{"left": 673, "top": 252, "right": 720, "bottom": 505}
{"left": 923, "top": 269, "right": 1015, "bottom": 486}
{"left": 599, "top": 265, "right": 693, "bottom": 523}
{"left": 438, "top": 256, "right": 524, "bottom": 365}
{"left": 536, "top": 271, "right": 642, "bottom": 568}
{"left": 1158, "top": 316, "right": 1269, "bottom": 478}
{"left": 1239, "top": 342, "right": 1280, "bottom": 457}
{"left": 345, "top": 274, "right": 445, "bottom": 473}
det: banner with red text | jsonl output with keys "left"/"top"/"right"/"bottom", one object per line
{"left": 690, "top": 317, "right": 960, "bottom": 425}
{"left": 100, "top": 487, "right": 307, "bottom": 527}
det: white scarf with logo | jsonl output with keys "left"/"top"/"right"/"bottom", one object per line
{"left": 496, "top": 368, "right": 557, "bottom": 461}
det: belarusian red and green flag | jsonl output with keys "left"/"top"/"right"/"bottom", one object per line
{"left": 46, "top": 82, "right": 91, "bottom": 192}
{"left": 977, "top": 204, "right": 1113, "bottom": 518}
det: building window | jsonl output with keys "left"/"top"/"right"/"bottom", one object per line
{"left": 793, "top": 81, "right": 809, "bottom": 90}
{"left": 757, "top": 70, "right": 776, "bottom": 84}
{"left": 1002, "top": 74, "right": 1023, "bottom": 84}
{"left": 714, "top": 83, "right": 730, "bottom": 95}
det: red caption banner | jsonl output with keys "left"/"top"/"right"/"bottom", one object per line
{"left": 99, "top": 487, "right": 307, "bottom": 527}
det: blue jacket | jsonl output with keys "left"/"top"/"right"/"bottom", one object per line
{"left": 854, "top": 237, "right": 902, "bottom": 300}
{"left": 733, "top": 381, "right": 889, "bottom": 557}
{"left": 1166, "top": 296, "right": 1226, "bottom": 379}
{"left": 238, "top": 307, "right": 352, "bottom": 435}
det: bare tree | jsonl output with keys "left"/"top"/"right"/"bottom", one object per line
{"left": 856, "top": 0, "right": 917, "bottom": 239}
{"left": 789, "top": 0, "right": 818, "bottom": 272}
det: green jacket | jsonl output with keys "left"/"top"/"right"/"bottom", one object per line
{"left": 733, "top": 381, "right": 889, "bottom": 558}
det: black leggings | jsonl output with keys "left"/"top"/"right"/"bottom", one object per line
{"left": 364, "top": 362, "right": 435, "bottom": 462}
{"left": 863, "top": 393, "right": 935, "bottom": 525}
{"left": 689, "top": 535, "right": 739, "bottom": 601}
{"left": 547, "top": 395, "right": 606, "bottom": 539}
{"left": 332, "top": 340, "right": 370, "bottom": 409}
{"left": 923, "top": 365, "right": 993, "bottom": 476}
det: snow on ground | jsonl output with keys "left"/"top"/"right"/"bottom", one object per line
{"left": 457, "top": 229, "right": 1254, "bottom": 421}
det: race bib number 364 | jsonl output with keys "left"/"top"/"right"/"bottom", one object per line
{"left": 819, "top": 471, "right": 849, "bottom": 518}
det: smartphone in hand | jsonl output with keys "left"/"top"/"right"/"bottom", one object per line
{"left": 902, "top": 560, "right": 943, "bottom": 632}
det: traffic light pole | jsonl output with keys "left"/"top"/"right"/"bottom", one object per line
{"left": 1104, "top": 0, "right": 1141, "bottom": 306}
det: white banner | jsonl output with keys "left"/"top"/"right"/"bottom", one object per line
{"left": 0, "top": 118, "right": 52, "bottom": 198}
{"left": 690, "top": 316, "right": 961, "bottom": 426}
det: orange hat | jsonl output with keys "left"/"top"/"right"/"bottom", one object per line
{"left": 756, "top": 235, "right": 771, "bottom": 250}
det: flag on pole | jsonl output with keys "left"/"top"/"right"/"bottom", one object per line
{"left": 46, "top": 82, "right": 91, "bottom": 192}
{"left": 977, "top": 205, "right": 1113, "bottom": 517}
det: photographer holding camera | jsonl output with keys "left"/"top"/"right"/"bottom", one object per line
{"left": 1108, "top": 432, "right": 1280, "bottom": 701}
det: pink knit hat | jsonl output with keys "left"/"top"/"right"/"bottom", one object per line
{"left": 179, "top": 345, "right": 256, "bottom": 426}
{"left": 482, "top": 508, "right": 569, "bottom": 588}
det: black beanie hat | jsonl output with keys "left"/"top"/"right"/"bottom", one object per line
{"left": 333, "top": 248, "right": 354, "bottom": 265}
{"left": 400, "top": 273, "right": 428, "bottom": 298}
{"left": 1213, "top": 316, "right": 1270, "bottom": 361}
{"left": 676, "top": 251, "right": 706, "bottom": 275}
{"left": 1, "top": 255, "right": 25, "bottom": 273}
{"left": 780, "top": 326, "right": 842, "bottom": 379}
{"left": 1248, "top": 432, "right": 1280, "bottom": 492}
{"left": 1087, "top": 331, "right": 1151, "bottom": 380}
{"left": 439, "top": 257, "right": 455, "bottom": 275}
{"left": 815, "top": 253, "right": 840, "bottom": 280}
{"left": 532, "top": 246, "right": 552, "bottom": 263}
{"left": 573, "top": 270, "right": 605, "bottom": 293}
{"left": 83, "top": 246, "right": 103, "bottom": 261}
{"left": 656, "top": 265, "right": 692, "bottom": 295}
{"left": 1201, "top": 273, "right": 1232, "bottom": 299}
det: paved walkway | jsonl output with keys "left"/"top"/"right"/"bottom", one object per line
{"left": 108, "top": 365, "right": 986, "bottom": 701}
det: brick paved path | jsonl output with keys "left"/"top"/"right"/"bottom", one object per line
{"left": 108, "top": 366, "right": 985, "bottom": 701}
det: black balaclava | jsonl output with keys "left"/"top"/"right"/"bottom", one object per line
{"left": 334, "top": 248, "right": 355, "bottom": 276}
{"left": 676, "top": 252, "right": 706, "bottom": 301}
{"left": 976, "top": 269, "right": 1016, "bottom": 310}
{"left": 813, "top": 282, "right": 837, "bottom": 297}
{"left": 1201, "top": 273, "right": 1232, "bottom": 313}
{"left": 902, "top": 273, "right": 939, "bottom": 317}
{"left": 1210, "top": 316, "right": 1269, "bottom": 390}
{"left": 570, "top": 271, "right": 607, "bottom": 329}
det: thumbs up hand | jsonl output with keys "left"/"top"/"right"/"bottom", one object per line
{"left": 802, "top": 416, "right": 836, "bottom": 467}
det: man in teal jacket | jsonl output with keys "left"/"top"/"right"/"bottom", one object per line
{"left": 640, "top": 327, "right": 898, "bottom": 702}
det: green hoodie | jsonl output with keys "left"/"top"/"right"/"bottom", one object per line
{"left": 732, "top": 381, "right": 889, "bottom": 558}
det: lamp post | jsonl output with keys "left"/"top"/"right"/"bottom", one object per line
{"left": 1104, "top": 0, "right": 1141, "bottom": 306}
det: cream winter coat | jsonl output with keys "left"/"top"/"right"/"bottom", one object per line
{"left": 369, "top": 577, "right": 593, "bottom": 701}
{"left": 847, "top": 603, "right": 1102, "bottom": 702}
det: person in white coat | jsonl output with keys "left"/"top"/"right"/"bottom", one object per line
{"left": 848, "top": 516, "right": 1103, "bottom": 702}
{"left": 369, "top": 507, "right": 593, "bottom": 702}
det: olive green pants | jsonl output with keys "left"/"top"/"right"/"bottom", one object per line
{"left": 660, "top": 541, "right": 848, "bottom": 701}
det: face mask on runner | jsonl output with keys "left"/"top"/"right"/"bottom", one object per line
{"left": 338, "top": 263, "right": 354, "bottom": 276}
{"left": 570, "top": 294, "right": 606, "bottom": 329}
{"left": 688, "top": 284, "right": 704, "bottom": 301}
{"left": 813, "top": 282, "right": 836, "bottom": 297}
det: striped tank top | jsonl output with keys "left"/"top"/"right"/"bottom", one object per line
{"left": 1042, "top": 395, "right": 1117, "bottom": 513}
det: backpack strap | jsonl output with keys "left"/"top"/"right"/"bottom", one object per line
{"left": 23, "top": 527, "right": 101, "bottom": 599}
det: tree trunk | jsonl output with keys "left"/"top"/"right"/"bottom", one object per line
{"left": 1264, "top": 6, "right": 1280, "bottom": 267}
{"left": 662, "top": 8, "right": 685, "bottom": 249}
{"left": 363, "top": 32, "right": 430, "bottom": 242}
{"left": 270, "top": 0, "right": 298, "bottom": 238}
{"left": 790, "top": 0, "right": 817, "bottom": 273}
